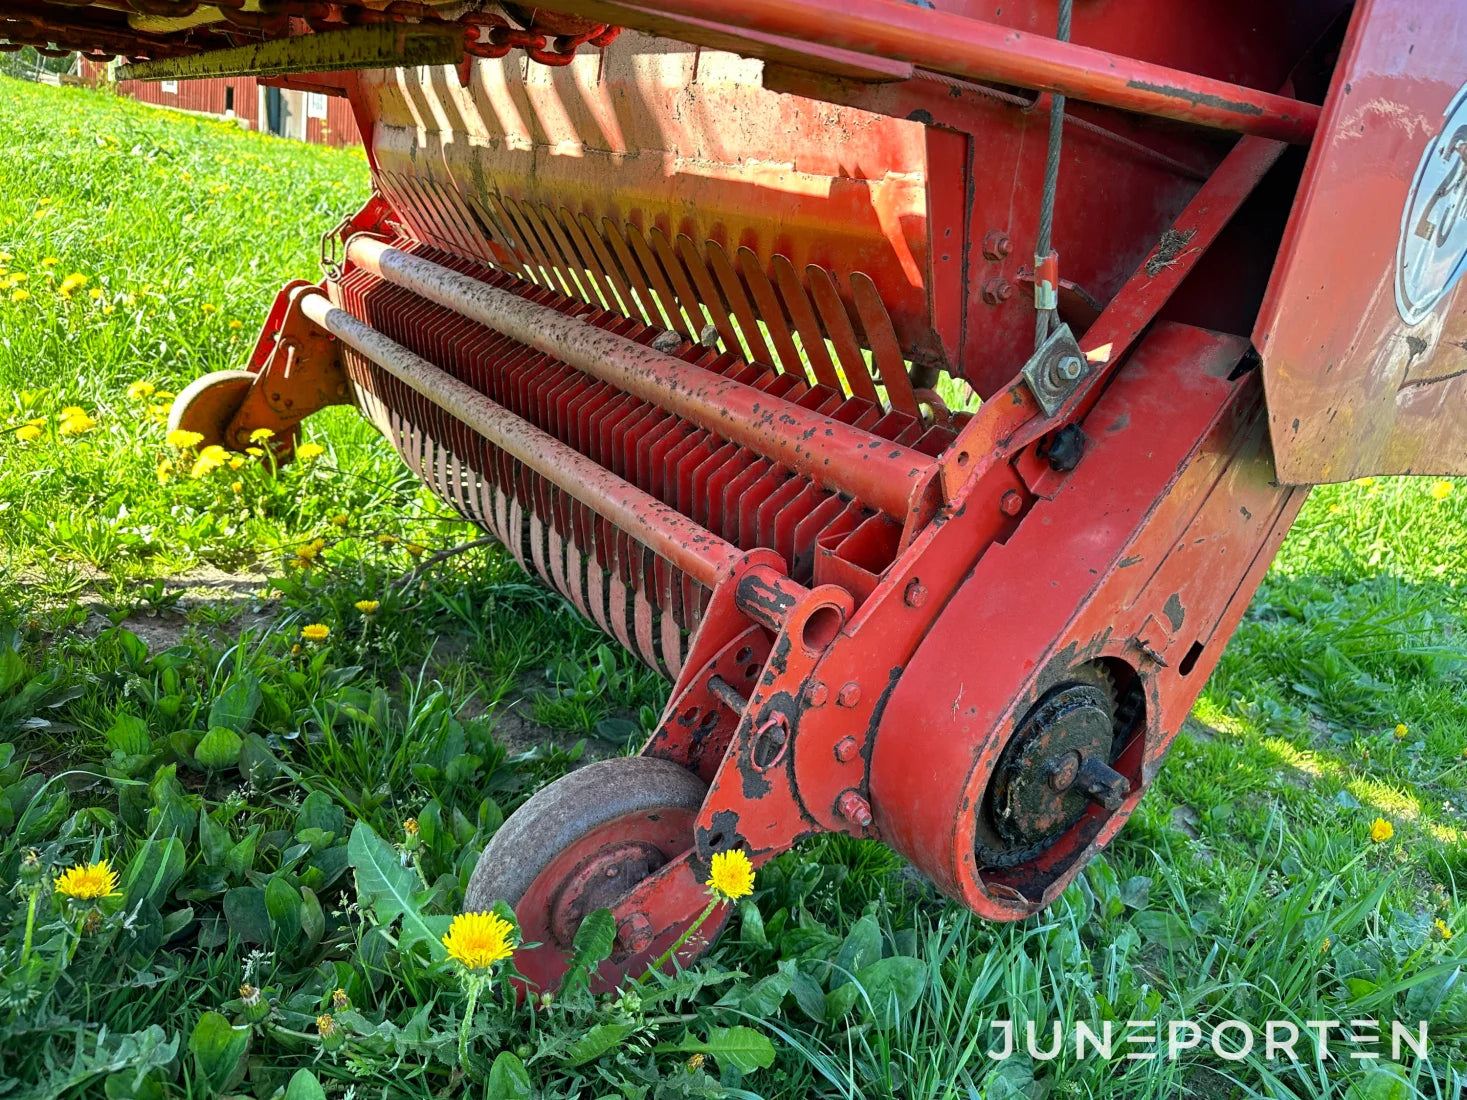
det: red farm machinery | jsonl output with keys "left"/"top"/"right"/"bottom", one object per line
{"left": 10, "top": 0, "right": 1467, "bottom": 989}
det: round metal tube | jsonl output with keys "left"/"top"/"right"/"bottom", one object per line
{"left": 299, "top": 290, "right": 748, "bottom": 589}
{"left": 345, "top": 235, "right": 931, "bottom": 520}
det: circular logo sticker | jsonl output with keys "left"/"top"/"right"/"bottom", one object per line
{"left": 1397, "top": 82, "right": 1467, "bottom": 325}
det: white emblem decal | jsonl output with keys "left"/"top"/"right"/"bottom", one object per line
{"left": 1397, "top": 82, "right": 1467, "bottom": 325}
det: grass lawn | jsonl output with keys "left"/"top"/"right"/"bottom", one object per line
{"left": 2, "top": 76, "right": 1467, "bottom": 1100}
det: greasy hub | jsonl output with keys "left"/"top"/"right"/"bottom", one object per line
{"left": 980, "top": 672, "right": 1122, "bottom": 867}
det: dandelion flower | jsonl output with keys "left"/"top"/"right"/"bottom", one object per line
{"left": 301, "top": 623, "right": 330, "bottom": 643}
{"left": 227, "top": 455, "right": 245, "bottom": 471}
{"left": 126, "top": 381, "right": 155, "bottom": 400}
{"left": 10, "top": 289, "right": 29, "bottom": 302}
{"left": 166, "top": 428, "right": 204, "bottom": 449}
{"left": 330, "top": 512, "right": 349, "bottom": 527}
{"left": 200, "top": 303, "right": 217, "bottom": 314}
{"left": 442, "top": 911, "right": 515, "bottom": 970}
{"left": 59, "top": 406, "right": 85, "bottom": 419}
{"left": 1369, "top": 817, "right": 1394, "bottom": 844}
{"left": 228, "top": 320, "right": 243, "bottom": 330}
{"left": 1431, "top": 480, "right": 1454, "bottom": 501}
{"left": 156, "top": 459, "right": 173, "bottom": 485}
{"left": 377, "top": 534, "right": 397, "bottom": 548}
{"left": 54, "top": 859, "right": 120, "bottom": 900}
{"left": 1394, "top": 723, "right": 1409, "bottom": 740}
{"left": 248, "top": 427, "right": 274, "bottom": 443}
{"left": 0, "top": 252, "right": 10, "bottom": 263}
{"left": 40, "top": 257, "right": 57, "bottom": 267}
{"left": 316, "top": 1013, "right": 336, "bottom": 1038}
{"left": 405, "top": 542, "right": 425, "bottom": 557}
{"left": 295, "top": 442, "right": 326, "bottom": 461}
{"left": 295, "top": 542, "right": 320, "bottom": 561}
{"left": 190, "top": 444, "right": 227, "bottom": 479}
{"left": 687, "top": 1053, "right": 706, "bottom": 1072}
{"left": 354, "top": 599, "right": 380, "bottom": 614}
{"left": 705, "top": 849, "right": 755, "bottom": 901}
{"left": 331, "top": 988, "right": 349, "bottom": 1010}
{"left": 403, "top": 818, "right": 418, "bottom": 836}
{"left": 59, "top": 273, "right": 88, "bottom": 295}
{"left": 59, "top": 413, "right": 96, "bottom": 436}
{"left": 231, "top": 481, "right": 243, "bottom": 494}
{"left": 89, "top": 288, "right": 102, "bottom": 301}
{"left": 15, "top": 424, "right": 42, "bottom": 442}
{"left": 1435, "top": 919, "right": 1454, "bottom": 941}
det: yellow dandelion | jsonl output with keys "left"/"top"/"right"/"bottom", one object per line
{"left": 354, "top": 599, "right": 380, "bottom": 614}
{"left": 0, "top": 251, "right": 11, "bottom": 263}
{"left": 295, "top": 442, "right": 326, "bottom": 461}
{"left": 103, "top": 305, "right": 115, "bottom": 314}
{"left": 59, "top": 413, "right": 96, "bottom": 436}
{"left": 11, "top": 272, "right": 26, "bottom": 283}
{"left": 126, "top": 381, "right": 155, "bottom": 400}
{"left": 705, "top": 849, "right": 755, "bottom": 901}
{"left": 190, "top": 444, "right": 227, "bottom": 479}
{"left": 405, "top": 542, "right": 425, "bottom": 558}
{"left": 156, "top": 459, "right": 173, "bottom": 485}
{"left": 331, "top": 988, "right": 349, "bottom": 1010}
{"left": 59, "top": 406, "right": 85, "bottom": 419}
{"left": 200, "top": 303, "right": 217, "bottom": 314}
{"left": 1430, "top": 480, "right": 1454, "bottom": 501}
{"left": 15, "top": 424, "right": 42, "bottom": 442}
{"left": 330, "top": 512, "right": 349, "bottom": 527}
{"left": 227, "top": 455, "right": 245, "bottom": 470}
{"left": 403, "top": 818, "right": 418, "bottom": 836}
{"left": 315, "top": 1014, "right": 336, "bottom": 1038}
{"left": 166, "top": 428, "right": 204, "bottom": 449}
{"left": 301, "top": 623, "right": 330, "bottom": 643}
{"left": 228, "top": 320, "right": 243, "bottom": 330}
{"left": 1435, "top": 919, "right": 1454, "bottom": 941}
{"left": 154, "top": 390, "right": 175, "bottom": 402}
{"left": 248, "top": 427, "right": 274, "bottom": 443}
{"left": 40, "top": 257, "right": 57, "bottom": 267}
{"left": 441, "top": 911, "right": 515, "bottom": 970}
{"left": 1369, "top": 817, "right": 1394, "bottom": 844}
{"left": 59, "top": 273, "right": 88, "bottom": 294}
{"left": 1357, "top": 477, "right": 1374, "bottom": 488}
{"left": 295, "top": 543, "right": 319, "bottom": 561}
{"left": 53, "top": 859, "right": 120, "bottom": 900}
{"left": 10, "top": 289, "right": 29, "bottom": 302}
{"left": 1394, "top": 723, "right": 1409, "bottom": 739}
{"left": 377, "top": 534, "right": 397, "bottom": 548}
{"left": 231, "top": 480, "right": 243, "bottom": 494}
{"left": 89, "top": 288, "right": 102, "bottom": 301}
{"left": 245, "top": 446, "right": 263, "bottom": 457}
{"left": 687, "top": 1053, "right": 706, "bottom": 1072}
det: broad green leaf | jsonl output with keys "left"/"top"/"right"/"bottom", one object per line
{"left": 300, "top": 885, "right": 326, "bottom": 950}
{"left": 105, "top": 714, "right": 151, "bottom": 757}
{"left": 487, "top": 1051, "right": 532, "bottom": 1099}
{"left": 830, "top": 914, "right": 882, "bottom": 990}
{"left": 739, "top": 967, "right": 791, "bottom": 1016}
{"left": 282, "top": 1069, "right": 327, "bottom": 1100}
{"left": 561, "top": 1022, "right": 635, "bottom": 1067}
{"left": 225, "top": 825, "right": 261, "bottom": 879}
{"left": 296, "top": 790, "right": 344, "bottom": 836}
{"left": 347, "top": 822, "right": 445, "bottom": 960}
{"left": 265, "top": 874, "right": 302, "bottom": 946}
{"left": 208, "top": 675, "right": 261, "bottom": 734}
{"left": 659, "top": 1026, "right": 775, "bottom": 1074}
{"left": 851, "top": 955, "right": 927, "bottom": 1026}
{"left": 198, "top": 806, "right": 230, "bottom": 867}
{"left": 194, "top": 726, "right": 242, "bottom": 771}
{"left": 561, "top": 908, "right": 615, "bottom": 996}
{"left": 188, "top": 1011, "right": 250, "bottom": 1093}
{"left": 222, "top": 886, "right": 272, "bottom": 945}
{"left": 1342, "top": 1066, "right": 1413, "bottom": 1100}
{"left": 122, "top": 836, "right": 185, "bottom": 907}
{"left": 1131, "top": 910, "right": 1195, "bottom": 952}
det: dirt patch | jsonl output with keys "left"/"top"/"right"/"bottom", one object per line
{"left": 71, "top": 566, "right": 277, "bottom": 652}
{"left": 1170, "top": 804, "right": 1202, "bottom": 839}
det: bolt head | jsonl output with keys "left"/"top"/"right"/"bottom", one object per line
{"left": 1057, "top": 355, "right": 1083, "bottom": 382}
{"left": 805, "top": 681, "right": 828, "bottom": 707}
{"left": 836, "top": 682, "right": 861, "bottom": 708}
{"left": 903, "top": 579, "right": 927, "bottom": 608}
{"left": 837, "top": 789, "right": 873, "bottom": 828}
{"left": 618, "top": 912, "right": 654, "bottom": 953}
{"left": 982, "top": 277, "right": 1013, "bottom": 305}
{"left": 834, "top": 736, "right": 859, "bottom": 763}
{"left": 999, "top": 489, "right": 1023, "bottom": 517}
{"left": 982, "top": 229, "right": 1013, "bottom": 261}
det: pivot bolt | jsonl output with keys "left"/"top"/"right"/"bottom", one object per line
{"left": 982, "top": 277, "right": 1014, "bottom": 305}
{"left": 1075, "top": 758, "right": 1131, "bottom": 810}
{"left": 1044, "top": 750, "right": 1082, "bottom": 791}
{"left": 617, "top": 912, "right": 654, "bottom": 953}
{"left": 833, "top": 736, "right": 859, "bottom": 763}
{"left": 982, "top": 229, "right": 1012, "bottom": 261}
{"left": 999, "top": 490, "right": 1023, "bottom": 516}
{"left": 837, "top": 789, "right": 873, "bottom": 828}
{"left": 836, "top": 682, "right": 861, "bottom": 708}
{"left": 903, "top": 579, "right": 928, "bottom": 608}
{"left": 805, "top": 681, "right": 829, "bottom": 707}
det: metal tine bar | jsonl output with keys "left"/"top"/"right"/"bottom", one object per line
{"left": 706, "top": 242, "right": 773, "bottom": 366}
{"left": 466, "top": 194, "right": 530, "bottom": 282}
{"left": 424, "top": 178, "right": 482, "bottom": 262}
{"left": 495, "top": 195, "right": 559, "bottom": 290}
{"left": 850, "top": 272, "right": 921, "bottom": 418}
{"left": 552, "top": 206, "right": 615, "bottom": 313}
{"left": 737, "top": 246, "right": 802, "bottom": 375}
{"left": 519, "top": 200, "right": 589, "bottom": 303}
{"left": 533, "top": 201, "right": 601, "bottom": 309}
{"left": 484, "top": 193, "right": 546, "bottom": 287}
{"left": 627, "top": 225, "right": 701, "bottom": 341}
{"left": 508, "top": 198, "right": 579, "bottom": 301}
{"left": 649, "top": 228, "right": 715, "bottom": 345}
{"left": 601, "top": 216, "right": 663, "bottom": 329}
{"left": 806, "top": 265, "right": 881, "bottom": 405}
{"left": 675, "top": 235, "right": 743, "bottom": 356}
{"left": 572, "top": 211, "right": 638, "bottom": 319}
{"left": 564, "top": 210, "right": 630, "bottom": 316}
{"left": 772, "top": 254, "right": 845, "bottom": 393}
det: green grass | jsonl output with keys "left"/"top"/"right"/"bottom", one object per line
{"left": 2, "top": 77, "right": 1467, "bottom": 1099}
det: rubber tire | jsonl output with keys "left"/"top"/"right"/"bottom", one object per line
{"left": 166, "top": 369, "right": 257, "bottom": 449}
{"left": 465, "top": 755, "right": 706, "bottom": 912}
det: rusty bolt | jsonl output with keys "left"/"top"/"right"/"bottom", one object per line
{"left": 903, "top": 578, "right": 928, "bottom": 608}
{"left": 617, "top": 912, "right": 654, "bottom": 954}
{"left": 836, "top": 682, "right": 861, "bottom": 708}
{"left": 999, "top": 490, "right": 1023, "bottom": 516}
{"left": 982, "top": 230, "right": 1012, "bottom": 261}
{"left": 837, "top": 789, "right": 873, "bottom": 828}
{"left": 982, "top": 277, "right": 1014, "bottom": 305}
{"left": 805, "top": 680, "right": 828, "bottom": 707}
{"left": 834, "top": 736, "right": 859, "bottom": 763}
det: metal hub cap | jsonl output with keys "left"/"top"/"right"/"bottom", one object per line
{"left": 548, "top": 839, "right": 667, "bottom": 947}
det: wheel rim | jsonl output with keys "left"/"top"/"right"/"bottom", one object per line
{"left": 166, "top": 369, "right": 257, "bottom": 448}
{"left": 466, "top": 756, "right": 721, "bottom": 993}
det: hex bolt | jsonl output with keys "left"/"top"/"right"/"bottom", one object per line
{"left": 903, "top": 578, "right": 928, "bottom": 608}
{"left": 837, "top": 789, "right": 873, "bottom": 828}
{"left": 982, "top": 229, "right": 1012, "bottom": 261}
{"left": 833, "top": 736, "right": 859, "bottom": 763}
{"left": 999, "top": 489, "right": 1023, "bottom": 516}
{"left": 836, "top": 682, "right": 861, "bottom": 708}
{"left": 982, "top": 277, "right": 1014, "bottom": 305}
{"left": 1044, "top": 750, "right": 1082, "bottom": 792}
{"left": 805, "top": 680, "right": 829, "bottom": 707}
{"left": 604, "top": 865, "right": 620, "bottom": 878}
{"left": 1075, "top": 758, "right": 1131, "bottom": 810}
{"left": 617, "top": 912, "right": 654, "bottom": 954}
